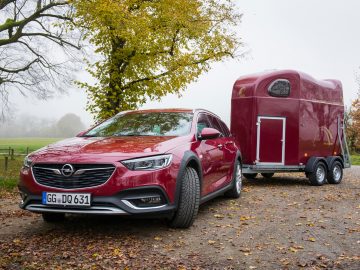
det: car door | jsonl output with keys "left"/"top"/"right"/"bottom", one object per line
{"left": 207, "top": 115, "right": 236, "bottom": 190}
{"left": 195, "top": 113, "right": 223, "bottom": 196}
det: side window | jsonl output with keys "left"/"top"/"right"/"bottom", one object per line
{"left": 217, "top": 119, "right": 231, "bottom": 137}
{"left": 197, "top": 114, "right": 211, "bottom": 134}
{"left": 207, "top": 115, "right": 224, "bottom": 136}
{"left": 268, "top": 79, "right": 291, "bottom": 97}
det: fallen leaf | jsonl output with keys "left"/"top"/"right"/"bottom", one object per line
{"left": 307, "top": 237, "right": 316, "bottom": 242}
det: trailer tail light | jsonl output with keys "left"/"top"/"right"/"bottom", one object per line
{"left": 304, "top": 153, "right": 308, "bottom": 157}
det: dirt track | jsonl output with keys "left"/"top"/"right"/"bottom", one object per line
{"left": 1, "top": 167, "right": 359, "bottom": 269}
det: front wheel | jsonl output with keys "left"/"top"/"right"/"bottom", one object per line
{"left": 169, "top": 167, "right": 200, "bottom": 228}
{"left": 225, "top": 160, "right": 242, "bottom": 198}
{"left": 308, "top": 162, "right": 327, "bottom": 186}
{"left": 327, "top": 161, "right": 343, "bottom": 184}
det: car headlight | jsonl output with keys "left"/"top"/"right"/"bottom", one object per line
{"left": 23, "top": 156, "right": 32, "bottom": 168}
{"left": 121, "top": 154, "right": 172, "bottom": 171}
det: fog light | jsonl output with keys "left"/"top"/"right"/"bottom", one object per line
{"left": 140, "top": 196, "right": 162, "bottom": 204}
{"left": 128, "top": 195, "right": 165, "bottom": 208}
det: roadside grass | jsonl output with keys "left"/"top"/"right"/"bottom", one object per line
{"left": 0, "top": 138, "right": 61, "bottom": 196}
{"left": 0, "top": 157, "right": 23, "bottom": 196}
{"left": 351, "top": 154, "right": 360, "bottom": 165}
{"left": 0, "top": 137, "right": 62, "bottom": 153}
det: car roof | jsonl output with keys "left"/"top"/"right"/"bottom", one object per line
{"left": 120, "top": 108, "right": 222, "bottom": 119}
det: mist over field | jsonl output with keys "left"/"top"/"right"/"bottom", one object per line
{"left": 0, "top": 113, "right": 87, "bottom": 138}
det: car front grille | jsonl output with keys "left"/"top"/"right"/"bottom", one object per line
{"left": 32, "top": 163, "right": 116, "bottom": 189}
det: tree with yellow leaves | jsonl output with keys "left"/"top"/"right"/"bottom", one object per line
{"left": 73, "top": 0, "right": 241, "bottom": 120}
{"left": 347, "top": 93, "right": 360, "bottom": 152}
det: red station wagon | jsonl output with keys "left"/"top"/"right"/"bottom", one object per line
{"left": 18, "top": 109, "right": 242, "bottom": 228}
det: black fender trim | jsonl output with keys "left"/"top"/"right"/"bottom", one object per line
{"left": 236, "top": 150, "right": 242, "bottom": 164}
{"left": 305, "top": 157, "right": 328, "bottom": 173}
{"left": 174, "top": 151, "right": 203, "bottom": 208}
{"left": 326, "top": 156, "right": 344, "bottom": 169}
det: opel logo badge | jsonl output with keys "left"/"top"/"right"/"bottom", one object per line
{"left": 61, "top": 164, "right": 74, "bottom": 177}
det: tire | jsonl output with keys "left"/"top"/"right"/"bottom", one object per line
{"left": 42, "top": 213, "right": 65, "bottom": 223}
{"left": 261, "top": 173, "right": 274, "bottom": 178}
{"left": 169, "top": 167, "right": 200, "bottom": 228}
{"left": 308, "top": 161, "right": 327, "bottom": 186}
{"left": 225, "top": 160, "right": 242, "bottom": 198}
{"left": 327, "top": 160, "right": 343, "bottom": 184}
{"left": 243, "top": 173, "right": 257, "bottom": 180}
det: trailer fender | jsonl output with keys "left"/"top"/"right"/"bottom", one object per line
{"left": 305, "top": 157, "right": 328, "bottom": 173}
{"left": 326, "top": 156, "right": 344, "bottom": 169}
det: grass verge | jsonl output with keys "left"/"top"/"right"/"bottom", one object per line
{"left": 350, "top": 155, "right": 360, "bottom": 166}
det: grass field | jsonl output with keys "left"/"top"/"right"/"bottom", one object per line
{"left": 0, "top": 137, "right": 62, "bottom": 154}
{"left": 351, "top": 155, "right": 360, "bottom": 166}
{"left": 0, "top": 138, "right": 62, "bottom": 194}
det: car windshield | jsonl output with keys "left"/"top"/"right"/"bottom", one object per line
{"left": 84, "top": 112, "right": 193, "bottom": 137}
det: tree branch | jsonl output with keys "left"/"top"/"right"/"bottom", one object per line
{"left": 0, "top": 58, "right": 39, "bottom": 73}
{"left": 0, "top": 0, "right": 15, "bottom": 10}
{"left": 0, "top": 1, "right": 68, "bottom": 34}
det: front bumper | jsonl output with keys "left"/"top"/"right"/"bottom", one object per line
{"left": 19, "top": 186, "right": 176, "bottom": 217}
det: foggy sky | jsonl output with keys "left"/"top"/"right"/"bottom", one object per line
{"left": 9, "top": 0, "right": 360, "bottom": 127}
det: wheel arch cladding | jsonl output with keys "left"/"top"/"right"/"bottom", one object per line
{"left": 236, "top": 150, "right": 242, "bottom": 164}
{"left": 305, "top": 157, "right": 328, "bottom": 173}
{"left": 174, "top": 151, "right": 203, "bottom": 207}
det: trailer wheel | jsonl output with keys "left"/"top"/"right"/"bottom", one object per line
{"left": 261, "top": 173, "right": 274, "bottom": 179}
{"left": 308, "top": 161, "right": 327, "bottom": 186}
{"left": 243, "top": 173, "right": 257, "bottom": 180}
{"left": 327, "top": 161, "right": 343, "bottom": 184}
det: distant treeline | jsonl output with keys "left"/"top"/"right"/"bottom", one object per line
{"left": 0, "top": 113, "right": 87, "bottom": 138}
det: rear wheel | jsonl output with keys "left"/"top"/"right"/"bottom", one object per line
{"left": 42, "top": 213, "right": 65, "bottom": 223}
{"left": 243, "top": 173, "right": 257, "bottom": 180}
{"left": 308, "top": 162, "right": 327, "bottom": 186}
{"left": 261, "top": 173, "right": 274, "bottom": 178}
{"left": 169, "top": 167, "right": 200, "bottom": 228}
{"left": 225, "top": 160, "right": 242, "bottom": 198}
{"left": 327, "top": 161, "right": 343, "bottom": 184}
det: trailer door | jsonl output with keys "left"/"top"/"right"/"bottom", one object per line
{"left": 256, "top": 116, "right": 286, "bottom": 165}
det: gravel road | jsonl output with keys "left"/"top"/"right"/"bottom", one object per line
{"left": 0, "top": 167, "right": 359, "bottom": 269}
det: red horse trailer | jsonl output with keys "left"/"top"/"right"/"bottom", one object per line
{"left": 231, "top": 70, "right": 351, "bottom": 185}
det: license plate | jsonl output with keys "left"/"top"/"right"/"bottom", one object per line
{"left": 42, "top": 192, "right": 91, "bottom": 206}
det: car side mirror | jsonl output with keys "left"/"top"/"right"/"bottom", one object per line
{"left": 198, "top": 128, "right": 221, "bottom": 140}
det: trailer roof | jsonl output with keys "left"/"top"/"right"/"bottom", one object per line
{"left": 233, "top": 70, "right": 343, "bottom": 105}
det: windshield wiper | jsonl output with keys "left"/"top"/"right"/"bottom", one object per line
{"left": 114, "top": 133, "right": 159, "bottom": 137}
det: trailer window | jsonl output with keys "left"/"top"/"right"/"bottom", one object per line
{"left": 268, "top": 79, "right": 291, "bottom": 97}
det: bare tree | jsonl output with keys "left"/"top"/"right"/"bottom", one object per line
{"left": 0, "top": 0, "right": 82, "bottom": 119}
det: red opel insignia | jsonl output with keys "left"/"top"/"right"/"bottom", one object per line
{"left": 19, "top": 109, "right": 242, "bottom": 228}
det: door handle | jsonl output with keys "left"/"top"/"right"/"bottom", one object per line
{"left": 217, "top": 144, "right": 223, "bottom": 149}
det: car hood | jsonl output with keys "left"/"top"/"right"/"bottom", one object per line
{"left": 30, "top": 136, "right": 192, "bottom": 163}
